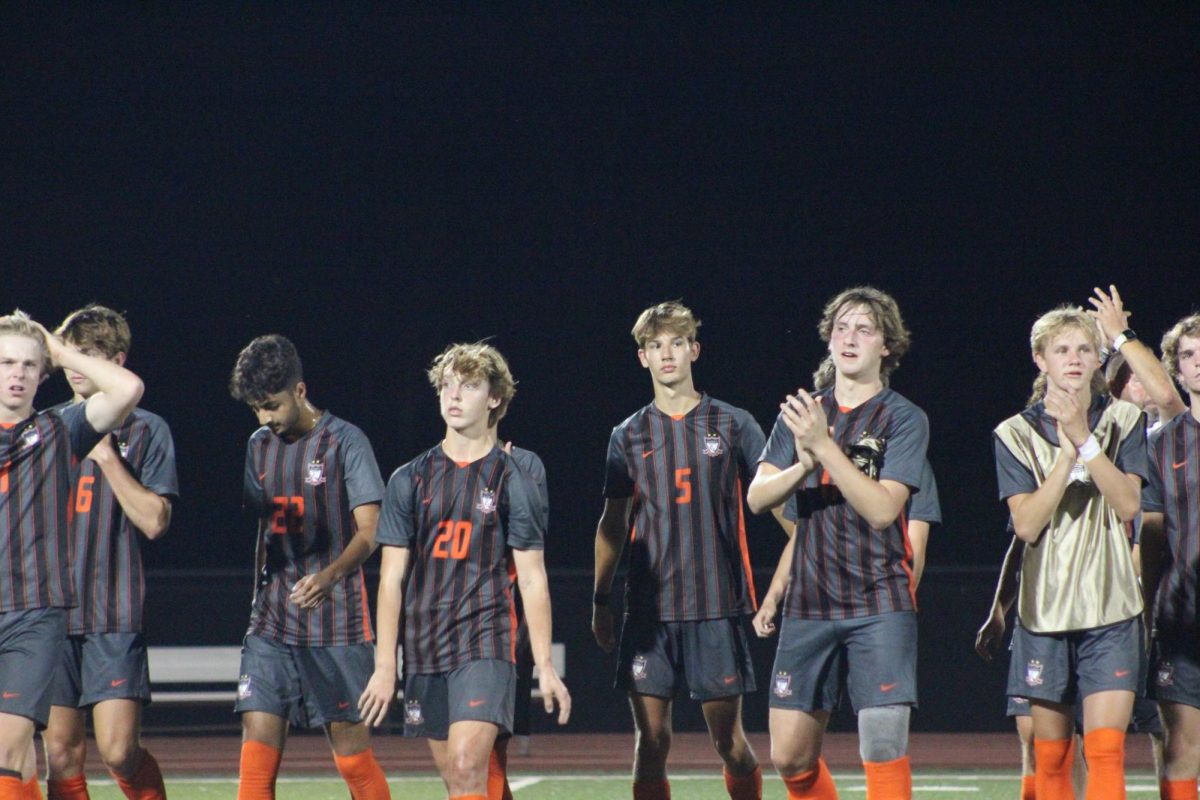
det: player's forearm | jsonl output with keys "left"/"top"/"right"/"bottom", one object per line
{"left": 324, "top": 531, "right": 376, "bottom": 584}
{"left": 1081, "top": 456, "right": 1141, "bottom": 521}
{"left": 593, "top": 519, "right": 625, "bottom": 594}
{"left": 992, "top": 536, "right": 1021, "bottom": 615}
{"left": 1139, "top": 512, "right": 1166, "bottom": 614}
{"left": 1009, "top": 458, "right": 1072, "bottom": 542}
{"left": 763, "top": 537, "right": 795, "bottom": 606}
{"left": 810, "top": 441, "right": 904, "bottom": 529}
{"left": 520, "top": 575, "right": 556, "bottom": 669}
{"left": 372, "top": 548, "right": 408, "bottom": 672}
{"left": 747, "top": 461, "right": 809, "bottom": 514}
{"left": 908, "top": 520, "right": 929, "bottom": 590}
{"left": 1121, "top": 341, "right": 1187, "bottom": 422}
{"left": 95, "top": 457, "right": 172, "bottom": 539}
{"left": 56, "top": 350, "right": 143, "bottom": 434}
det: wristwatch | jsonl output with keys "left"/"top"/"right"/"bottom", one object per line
{"left": 1112, "top": 329, "right": 1137, "bottom": 351}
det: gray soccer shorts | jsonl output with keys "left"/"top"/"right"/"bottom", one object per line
{"left": 1007, "top": 617, "right": 1141, "bottom": 705}
{"left": 0, "top": 607, "right": 66, "bottom": 728}
{"left": 1151, "top": 636, "right": 1200, "bottom": 709}
{"left": 615, "top": 616, "right": 756, "bottom": 701}
{"left": 403, "top": 658, "right": 516, "bottom": 741}
{"left": 49, "top": 632, "right": 151, "bottom": 708}
{"left": 234, "top": 634, "right": 374, "bottom": 728}
{"left": 769, "top": 611, "right": 917, "bottom": 713}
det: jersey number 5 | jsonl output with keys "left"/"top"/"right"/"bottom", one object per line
{"left": 675, "top": 468, "right": 692, "bottom": 504}
{"left": 270, "top": 496, "right": 305, "bottom": 535}
{"left": 433, "top": 520, "right": 473, "bottom": 559}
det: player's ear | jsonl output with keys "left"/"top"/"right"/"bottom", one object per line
{"left": 637, "top": 349, "right": 650, "bottom": 369}
{"left": 1033, "top": 352, "right": 1048, "bottom": 374}
{"left": 689, "top": 340, "right": 700, "bottom": 360}
{"left": 488, "top": 393, "right": 501, "bottom": 410}
{"left": 293, "top": 381, "right": 308, "bottom": 401}
{"left": 112, "top": 352, "right": 127, "bottom": 367}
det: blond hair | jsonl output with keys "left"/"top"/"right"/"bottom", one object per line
{"left": 631, "top": 301, "right": 701, "bottom": 348}
{"left": 0, "top": 309, "right": 52, "bottom": 377}
{"left": 1027, "top": 305, "right": 1106, "bottom": 406}
{"left": 1161, "top": 314, "right": 1200, "bottom": 381}
{"left": 427, "top": 342, "right": 517, "bottom": 426}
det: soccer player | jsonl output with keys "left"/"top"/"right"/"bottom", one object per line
{"left": 39, "top": 307, "right": 178, "bottom": 800}
{"left": 360, "top": 342, "right": 570, "bottom": 800}
{"left": 228, "top": 335, "right": 390, "bottom": 800}
{"left": 994, "top": 305, "right": 1146, "bottom": 800}
{"left": 747, "top": 286, "right": 928, "bottom": 799}
{"left": 0, "top": 311, "right": 143, "bottom": 800}
{"left": 592, "top": 301, "right": 767, "bottom": 800}
{"left": 1141, "top": 313, "right": 1200, "bottom": 800}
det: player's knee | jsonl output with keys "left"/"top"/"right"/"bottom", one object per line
{"left": 97, "top": 738, "right": 143, "bottom": 777}
{"left": 41, "top": 734, "right": 86, "bottom": 778}
{"left": 857, "top": 704, "right": 910, "bottom": 763}
{"left": 445, "top": 745, "right": 489, "bottom": 790}
{"left": 770, "top": 737, "right": 819, "bottom": 776}
{"left": 634, "top": 724, "right": 671, "bottom": 762}
{"left": 708, "top": 725, "right": 747, "bottom": 761}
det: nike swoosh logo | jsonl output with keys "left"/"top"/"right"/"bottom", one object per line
{"left": 723, "top": 675, "right": 737, "bottom": 685}
{"left": 111, "top": 678, "right": 128, "bottom": 688}
{"left": 1174, "top": 460, "right": 1188, "bottom": 470}
{"left": 337, "top": 701, "right": 350, "bottom": 709}
{"left": 422, "top": 496, "right": 433, "bottom": 504}
{"left": 642, "top": 449, "right": 656, "bottom": 459}
{"left": 2, "top": 692, "right": 18, "bottom": 699}
{"left": 1115, "top": 670, "right": 1130, "bottom": 677}
{"left": 259, "top": 472, "right": 267, "bottom": 481}
{"left": 880, "top": 683, "right": 898, "bottom": 692}
{"left": 468, "top": 698, "right": 486, "bottom": 708}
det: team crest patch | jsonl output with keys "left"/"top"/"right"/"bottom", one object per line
{"left": 1025, "top": 659, "right": 1044, "bottom": 687}
{"left": 404, "top": 700, "right": 424, "bottom": 725}
{"left": 703, "top": 432, "right": 724, "bottom": 457}
{"left": 305, "top": 459, "right": 326, "bottom": 486}
{"left": 773, "top": 671, "right": 793, "bottom": 698}
{"left": 117, "top": 440, "right": 129, "bottom": 458}
{"left": 1158, "top": 662, "right": 1175, "bottom": 688}
{"left": 476, "top": 487, "right": 497, "bottom": 514}
{"left": 848, "top": 431, "right": 886, "bottom": 479}
{"left": 18, "top": 426, "right": 39, "bottom": 450}
{"left": 237, "top": 674, "right": 252, "bottom": 700}
{"left": 631, "top": 655, "right": 648, "bottom": 681}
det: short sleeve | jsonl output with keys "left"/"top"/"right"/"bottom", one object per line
{"left": 602, "top": 427, "right": 634, "bottom": 499}
{"left": 1113, "top": 416, "right": 1149, "bottom": 484}
{"left": 136, "top": 415, "right": 179, "bottom": 499}
{"left": 376, "top": 464, "right": 417, "bottom": 548}
{"left": 734, "top": 410, "right": 767, "bottom": 482}
{"left": 1142, "top": 431, "right": 1164, "bottom": 514}
{"left": 340, "top": 425, "right": 385, "bottom": 510}
{"left": 242, "top": 436, "right": 268, "bottom": 515}
{"left": 60, "top": 402, "right": 103, "bottom": 458}
{"left": 994, "top": 432, "right": 1038, "bottom": 501}
{"left": 759, "top": 412, "right": 797, "bottom": 470}
{"left": 505, "top": 463, "right": 546, "bottom": 551}
{"left": 908, "top": 461, "right": 941, "bottom": 525}
{"left": 876, "top": 402, "right": 928, "bottom": 490}
{"left": 511, "top": 449, "right": 549, "bottom": 531}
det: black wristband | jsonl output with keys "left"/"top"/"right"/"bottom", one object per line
{"left": 592, "top": 591, "right": 610, "bottom": 607}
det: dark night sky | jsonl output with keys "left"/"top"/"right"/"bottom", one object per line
{"left": 4, "top": 6, "right": 1197, "bottom": 576}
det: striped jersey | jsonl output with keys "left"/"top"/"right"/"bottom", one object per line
{"left": 760, "top": 387, "right": 929, "bottom": 620}
{"left": 1143, "top": 410, "right": 1200, "bottom": 641}
{"left": 785, "top": 459, "right": 940, "bottom": 526}
{"left": 376, "top": 444, "right": 544, "bottom": 675}
{"left": 603, "top": 394, "right": 765, "bottom": 622}
{"left": 61, "top": 405, "right": 178, "bottom": 634}
{"left": 0, "top": 403, "right": 102, "bottom": 612}
{"left": 243, "top": 412, "right": 384, "bottom": 647}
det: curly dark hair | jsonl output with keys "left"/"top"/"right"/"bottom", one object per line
{"left": 229, "top": 334, "right": 303, "bottom": 402}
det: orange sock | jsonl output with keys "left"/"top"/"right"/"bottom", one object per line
{"left": 632, "top": 779, "right": 670, "bottom": 800}
{"left": 20, "top": 777, "right": 42, "bottom": 800}
{"left": 487, "top": 747, "right": 508, "bottom": 800}
{"left": 1162, "top": 779, "right": 1199, "bottom": 800}
{"left": 112, "top": 750, "right": 165, "bottom": 800}
{"left": 1020, "top": 774, "right": 1036, "bottom": 800}
{"left": 333, "top": 748, "right": 390, "bottom": 800}
{"left": 1034, "top": 738, "right": 1075, "bottom": 800}
{"left": 723, "top": 765, "right": 762, "bottom": 800}
{"left": 862, "top": 756, "right": 911, "bottom": 799}
{"left": 781, "top": 758, "right": 839, "bottom": 799}
{"left": 0, "top": 776, "right": 24, "bottom": 800}
{"left": 1082, "top": 727, "right": 1125, "bottom": 800}
{"left": 45, "top": 776, "right": 87, "bottom": 800}
{"left": 237, "top": 740, "right": 282, "bottom": 800}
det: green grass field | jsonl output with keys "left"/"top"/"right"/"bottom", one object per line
{"left": 73, "top": 771, "right": 1163, "bottom": 798}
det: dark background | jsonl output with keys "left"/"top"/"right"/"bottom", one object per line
{"left": 3, "top": 6, "right": 1198, "bottom": 731}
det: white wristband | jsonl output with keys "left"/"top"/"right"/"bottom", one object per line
{"left": 1112, "top": 332, "right": 1132, "bottom": 351}
{"left": 1077, "top": 435, "right": 1101, "bottom": 462}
